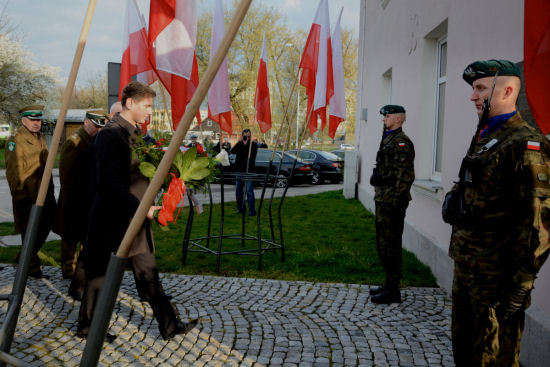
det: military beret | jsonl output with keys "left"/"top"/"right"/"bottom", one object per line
{"left": 379, "top": 105, "right": 406, "bottom": 116}
{"left": 463, "top": 59, "right": 521, "bottom": 85}
{"left": 85, "top": 109, "right": 108, "bottom": 127}
{"left": 19, "top": 105, "right": 44, "bottom": 120}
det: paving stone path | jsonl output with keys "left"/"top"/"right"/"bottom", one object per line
{"left": 0, "top": 265, "right": 454, "bottom": 366}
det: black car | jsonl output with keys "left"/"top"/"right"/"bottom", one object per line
{"left": 287, "top": 149, "right": 343, "bottom": 185}
{"left": 217, "top": 149, "right": 313, "bottom": 188}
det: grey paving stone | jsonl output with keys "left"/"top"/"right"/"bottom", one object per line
{"left": 0, "top": 266, "right": 453, "bottom": 366}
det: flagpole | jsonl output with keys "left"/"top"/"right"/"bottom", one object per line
{"left": 0, "top": 0, "right": 97, "bottom": 362}
{"left": 80, "top": 1, "right": 253, "bottom": 365}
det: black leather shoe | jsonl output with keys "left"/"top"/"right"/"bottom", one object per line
{"left": 162, "top": 319, "right": 198, "bottom": 340}
{"left": 369, "top": 285, "right": 386, "bottom": 296}
{"left": 29, "top": 271, "right": 50, "bottom": 279}
{"left": 371, "top": 288, "right": 401, "bottom": 304}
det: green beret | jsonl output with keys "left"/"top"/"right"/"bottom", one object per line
{"left": 85, "top": 109, "right": 108, "bottom": 127}
{"left": 463, "top": 59, "right": 520, "bottom": 85}
{"left": 19, "top": 105, "right": 44, "bottom": 120}
{"left": 379, "top": 105, "right": 406, "bottom": 116}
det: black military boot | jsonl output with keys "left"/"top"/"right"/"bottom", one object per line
{"left": 369, "top": 285, "right": 386, "bottom": 296}
{"left": 371, "top": 286, "right": 401, "bottom": 304}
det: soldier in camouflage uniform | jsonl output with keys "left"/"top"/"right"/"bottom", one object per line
{"left": 5, "top": 105, "right": 57, "bottom": 279}
{"left": 369, "top": 105, "right": 415, "bottom": 304}
{"left": 448, "top": 60, "right": 550, "bottom": 366}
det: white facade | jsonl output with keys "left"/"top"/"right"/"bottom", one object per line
{"left": 355, "top": 1, "right": 550, "bottom": 365}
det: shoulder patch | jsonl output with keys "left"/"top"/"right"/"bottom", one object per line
{"left": 527, "top": 141, "right": 541, "bottom": 151}
{"left": 398, "top": 142, "right": 406, "bottom": 148}
{"left": 7, "top": 141, "right": 15, "bottom": 152}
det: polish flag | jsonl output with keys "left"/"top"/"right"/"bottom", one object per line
{"left": 208, "top": 0, "right": 232, "bottom": 134}
{"left": 299, "top": 0, "right": 334, "bottom": 134}
{"left": 328, "top": 8, "right": 346, "bottom": 139}
{"left": 255, "top": 32, "right": 272, "bottom": 133}
{"left": 148, "top": 0, "right": 200, "bottom": 129}
{"left": 119, "top": 0, "right": 157, "bottom": 100}
{"left": 525, "top": 0, "right": 550, "bottom": 134}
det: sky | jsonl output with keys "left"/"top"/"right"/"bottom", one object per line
{"left": 4, "top": 0, "right": 360, "bottom": 85}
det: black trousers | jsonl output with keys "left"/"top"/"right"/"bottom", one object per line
{"left": 77, "top": 250, "right": 180, "bottom": 339}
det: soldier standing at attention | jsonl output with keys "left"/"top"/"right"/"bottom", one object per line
{"left": 369, "top": 105, "right": 415, "bottom": 304}
{"left": 445, "top": 60, "right": 550, "bottom": 366}
{"left": 56, "top": 110, "right": 107, "bottom": 298}
{"left": 5, "top": 105, "right": 57, "bottom": 279}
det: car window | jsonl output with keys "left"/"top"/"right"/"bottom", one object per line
{"left": 318, "top": 151, "right": 340, "bottom": 160}
{"left": 256, "top": 150, "right": 271, "bottom": 162}
{"left": 301, "top": 151, "right": 316, "bottom": 160}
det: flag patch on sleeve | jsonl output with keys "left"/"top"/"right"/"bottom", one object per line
{"left": 527, "top": 141, "right": 540, "bottom": 151}
{"left": 398, "top": 142, "right": 406, "bottom": 147}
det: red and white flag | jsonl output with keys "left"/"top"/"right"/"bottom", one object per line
{"left": 524, "top": 0, "right": 550, "bottom": 134}
{"left": 119, "top": 0, "right": 157, "bottom": 100}
{"left": 299, "top": 0, "right": 334, "bottom": 134}
{"left": 255, "top": 32, "right": 271, "bottom": 133}
{"left": 208, "top": 0, "right": 232, "bottom": 134}
{"left": 328, "top": 8, "right": 346, "bottom": 139}
{"left": 148, "top": 0, "right": 200, "bottom": 129}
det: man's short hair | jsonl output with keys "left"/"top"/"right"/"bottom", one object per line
{"left": 121, "top": 81, "right": 156, "bottom": 108}
{"left": 242, "top": 128, "right": 251, "bottom": 134}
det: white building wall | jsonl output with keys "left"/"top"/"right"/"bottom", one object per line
{"left": 355, "top": 1, "right": 550, "bottom": 365}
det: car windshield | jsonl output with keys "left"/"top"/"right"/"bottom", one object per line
{"left": 317, "top": 151, "right": 340, "bottom": 160}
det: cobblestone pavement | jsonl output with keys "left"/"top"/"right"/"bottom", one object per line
{"left": 0, "top": 265, "right": 454, "bottom": 366}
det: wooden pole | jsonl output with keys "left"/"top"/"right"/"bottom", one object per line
{"left": 35, "top": 0, "right": 97, "bottom": 206}
{"left": 116, "top": 0, "right": 252, "bottom": 258}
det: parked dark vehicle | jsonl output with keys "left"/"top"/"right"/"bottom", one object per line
{"left": 217, "top": 149, "right": 313, "bottom": 188}
{"left": 287, "top": 149, "right": 343, "bottom": 185}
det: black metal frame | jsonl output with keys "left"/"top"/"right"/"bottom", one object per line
{"left": 181, "top": 159, "right": 289, "bottom": 272}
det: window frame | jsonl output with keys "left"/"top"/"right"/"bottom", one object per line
{"left": 432, "top": 36, "right": 447, "bottom": 180}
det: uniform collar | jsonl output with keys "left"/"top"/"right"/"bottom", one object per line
{"left": 19, "top": 125, "right": 42, "bottom": 144}
{"left": 480, "top": 110, "right": 517, "bottom": 138}
{"left": 77, "top": 126, "right": 93, "bottom": 146}
{"left": 384, "top": 127, "right": 401, "bottom": 138}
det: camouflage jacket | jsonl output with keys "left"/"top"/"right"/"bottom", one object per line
{"left": 373, "top": 127, "right": 415, "bottom": 203}
{"left": 449, "top": 112, "right": 550, "bottom": 300}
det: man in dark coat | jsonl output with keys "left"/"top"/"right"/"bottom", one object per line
{"left": 231, "top": 128, "right": 258, "bottom": 215}
{"left": 57, "top": 109, "right": 106, "bottom": 282}
{"left": 5, "top": 105, "right": 57, "bottom": 278}
{"left": 77, "top": 81, "right": 197, "bottom": 341}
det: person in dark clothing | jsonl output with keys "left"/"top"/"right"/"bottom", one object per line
{"left": 230, "top": 128, "right": 257, "bottom": 216}
{"left": 77, "top": 81, "right": 197, "bottom": 341}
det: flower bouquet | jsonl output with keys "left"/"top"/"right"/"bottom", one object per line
{"left": 134, "top": 136, "right": 218, "bottom": 227}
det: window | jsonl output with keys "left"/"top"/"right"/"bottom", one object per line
{"left": 433, "top": 37, "right": 447, "bottom": 176}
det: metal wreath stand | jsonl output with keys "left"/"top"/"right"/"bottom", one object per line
{"left": 181, "top": 153, "right": 291, "bottom": 273}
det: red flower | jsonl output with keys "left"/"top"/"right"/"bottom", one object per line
{"left": 158, "top": 173, "right": 186, "bottom": 226}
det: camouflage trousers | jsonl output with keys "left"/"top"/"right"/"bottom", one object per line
{"left": 452, "top": 265, "right": 524, "bottom": 367}
{"left": 375, "top": 200, "right": 408, "bottom": 288}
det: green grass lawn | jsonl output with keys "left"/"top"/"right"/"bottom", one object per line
{"left": 0, "top": 190, "right": 437, "bottom": 287}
